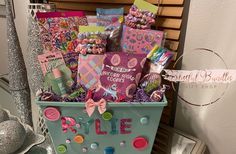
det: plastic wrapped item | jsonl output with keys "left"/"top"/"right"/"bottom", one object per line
{"left": 75, "top": 26, "right": 108, "bottom": 55}
{"left": 96, "top": 8, "right": 124, "bottom": 31}
{"left": 77, "top": 54, "right": 105, "bottom": 89}
{"left": 150, "top": 85, "right": 169, "bottom": 102}
{"left": 86, "top": 15, "right": 97, "bottom": 26}
{"left": 121, "top": 25, "right": 164, "bottom": 54}
{"left": 148, "top": 46, "right": 174, "bottom": 73}
{"left": 93, "top": 52, "right": 146, "bottom": 101}
{"left": 38, "top": 52, "right": 65, "bottom": 76}
{"left": 125, "top": 0, "right": 158, "bottom": 29}
{"left": 63, "top": 52, "right": 80, "bottom": 82}
{"left": 96, "top": 8, "right": 124, "bottom": 52}
{"left": 139, "top": 73, "right": 161, "bottom": 95}
{"left": 36, "top": 11, "right": 88, "bottom": 54}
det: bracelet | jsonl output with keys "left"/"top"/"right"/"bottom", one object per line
{"left": 125, "top": 4, "right": 156, "bottom": 29}
{"left": 125, "top": 20, "right": 149, "bottom": 29}
{"left": 75, "top": 45, "right": 105, "bottom": 55}
{"left": 129, "top": 5, "right": 156, "bottom": 19}
{"left": 77, "top": 32, "right": 108, "bottom": 39}
{"left": 75, "top": 31, "right": 107, "bottom": 55}
{"left": 77, "top": 38, "right": 107, "bottom": 45}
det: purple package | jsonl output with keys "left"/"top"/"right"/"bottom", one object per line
{"left": 63, "top": 52, "right": 80, "bottom": 82}
{"left": 93, "top": 52, "right": 146, "bottom": 102}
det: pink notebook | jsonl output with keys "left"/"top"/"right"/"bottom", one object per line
{"left": 121, "top": 25, "right": 164, "bottom": 54}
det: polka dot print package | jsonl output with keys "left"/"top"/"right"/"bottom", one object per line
{"left": 121, "top": 25, "right": 164, "bottom": 54}
{"left": 93, "top": 52, "right": 146, "bottom": 102}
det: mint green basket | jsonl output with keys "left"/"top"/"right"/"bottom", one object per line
{"left": 36, "top": 97, "right": 167, "bottom": 154}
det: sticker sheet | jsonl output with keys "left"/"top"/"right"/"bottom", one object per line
{"left": 36, "top": 11, "right": 88, "bottom": 54}
{"left": 121, "top": 25, "right": 164, "bottom": 54}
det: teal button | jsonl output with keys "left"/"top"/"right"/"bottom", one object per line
{"left": 140, "top": 117, "right": 149, "bottom": 125}
{"left": 91, "top": 143, "right": 99, "bottom": 150}
{"left": 104, "top": 147, "right": 114, "bottom": 154}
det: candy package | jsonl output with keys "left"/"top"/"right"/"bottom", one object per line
{"left": 121, "top": 25, "right": 164, "bottom": 54}
{"left": 63, "top": 52, "right": 80, "bottom": 82}
{"left": 96, "top": 8, "right": 124, "bottom": 52}
{"left": 93, "top": 52, "right": 146, "bottom": 102}
{"left": 36, "top": 11, "right": 88, "bottom": 54}
{"left": 125, "top": 0, "right": 158, "bottom": 29}
{"left": 77, "top": 54, "right": 105, "bottom": 89}
{"left": 139, "top": 72, "right": 162, "bottom": 95}
{"left": 86, "top": 15, "right": 98, "bottom": 26}
{"left": 96, "top": 8, "right": 124, "bottom": 31}
{"left": 75, "top": 26, "right": 108, "bottom": 55}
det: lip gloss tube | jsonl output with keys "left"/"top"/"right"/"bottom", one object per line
{"left": 52, "top": 68, "right": 67, "bottom": 96}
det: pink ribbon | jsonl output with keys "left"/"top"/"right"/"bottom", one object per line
{"left": 85, "top": 98, "right": 107, "bottom": 117}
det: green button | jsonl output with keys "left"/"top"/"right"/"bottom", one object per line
{"left": 57, "top": 144, "right": 67, "bottom": 153}
{"left": 102, "top": 111, "right": 113, "bottom": 121}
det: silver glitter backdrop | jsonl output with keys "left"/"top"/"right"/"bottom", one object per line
{"left": 27, "top": 14, "right": 44, "bottom": 95}
{"left": 5, "top": 0, "right": 33, "bottom": 126}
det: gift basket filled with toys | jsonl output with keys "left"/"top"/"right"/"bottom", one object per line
{"left": 35, "top": 0, "right": 176, "bottom": 153}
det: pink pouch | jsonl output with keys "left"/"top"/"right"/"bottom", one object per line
{"left": 36, "top": 11, "right": 88, "bottom": 54}
{"left": 121, "top": 25, "right": 164, "bottom": 54}
{"left": 77, "top": 54, "right": 105, "bottom": 89}
{"left": 93, "top": 52, "right": 146, "bottom": 102}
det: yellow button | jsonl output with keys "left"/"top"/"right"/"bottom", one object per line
{"left": 74, "top": 134, "right": 84, "bottom": 144}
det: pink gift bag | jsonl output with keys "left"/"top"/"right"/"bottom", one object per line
{"left": 77, "top": 54, "right": 105, "bottom": 89}
{"left": 36, "top": 11, "right": 88, "bottom": 54}
{"left": 121, "top": 25, "right": 164, "bottom": 54}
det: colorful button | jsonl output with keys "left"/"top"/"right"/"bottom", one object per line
{"left": 82, "top": 147, "right": 88, "bottom": 153}
{"left": 43, "top": 107, "right": 60, "bottom": 121}
{"left": 120, "top": 141, "right": 126, "bottom": 147}
{"left": 74, "top": 134, "right": 84, "bottom": 144}
{"left": 132, "top": 136, "right": 148, "bottom": 150}
{"left": 66, "top": 139, "right": 71, "bottom": 144}
{"left": 57, "top": 144, "right": 67, "bottom": 153}
{"left": 102, "top": 111, "right": 113, "bottom": 121}
{"left": 76, "top": 123, "right": 81, "bottom": 128}
{"left": 140, "top": 117, "right": 149, "bottom": 125}
{"left": 104, "top": 147, "right": 114, "bottom": 154}
{"left": 90, "top": 143, "right": 99, "bottom": 150}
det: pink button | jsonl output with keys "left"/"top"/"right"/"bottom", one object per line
{"left": 132, "top": 136, "right": 148, "bottom": 150}
{"left": 43, "top": 107, "right": 60, "bottom": 121}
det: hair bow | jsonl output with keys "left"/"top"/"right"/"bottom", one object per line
{"left": 85, "top": 98, "right": 107, "bottom": 117}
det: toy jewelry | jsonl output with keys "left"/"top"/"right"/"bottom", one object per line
{"left": 75, "top": 31, "right": 108, "bottom": 55}
{"left": 125, "top": 5, "right": 156, "bottom": 29}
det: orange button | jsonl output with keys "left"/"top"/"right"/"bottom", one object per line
{"left": 74, "top": 134, "right": 84, "bottom": 144}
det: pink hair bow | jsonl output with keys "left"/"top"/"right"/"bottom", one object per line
{"left": 85, "top": 98, "right": 107, "bottom": 117}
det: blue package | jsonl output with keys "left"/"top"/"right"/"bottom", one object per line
{"left": 96, "top": 8, "right": 124, "bottom": 15}
{"left": 96, "top": 8, "right": 124, "bottom": 52}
